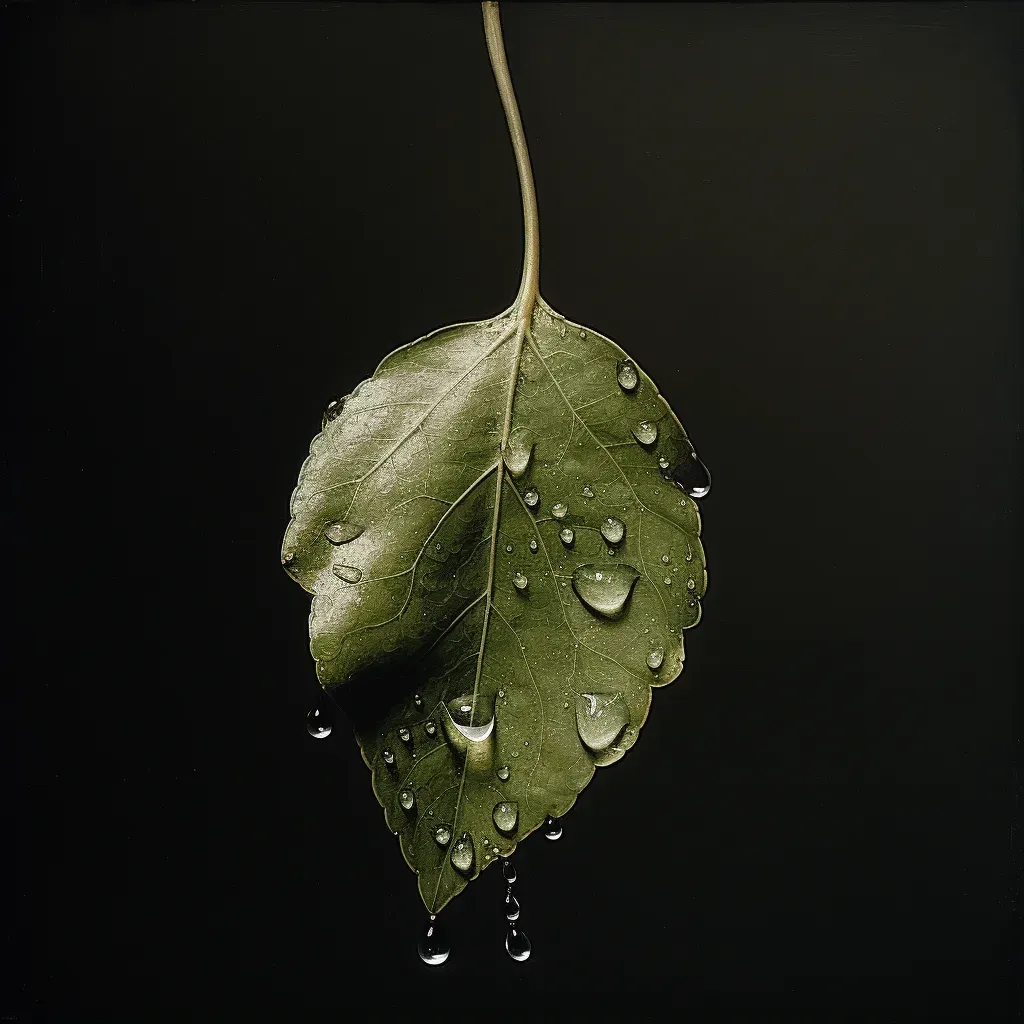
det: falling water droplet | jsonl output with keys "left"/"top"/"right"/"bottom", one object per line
{"left": 418, "top": 918, "right": 450, "bottom": 966}
{"left": 600, "top": 517, "right": 625, "bottom": 545}
{"left": 324, "top": 521, "right": 363, "bottom": 545}
{"left": 305, "top": 705, "right": 332, "bottom": 739}
{"left": 332, "top": 564, "right": 362, "bottom": 583}
{"left": 529, "top": 539, "right": 538, "bottom": 553}
{"left": 513, "top": 571, "right": 529, "bottom": 591}
{"left": 543, "top": 816, "right": 563, "bottom": 841}
{"left": 496, "top": 765, "right": 511, "bottom": 781}
{"left": 582, "top": 486, "right": 594, "bottom": 498}
{"left": 450, "top": 833, "right": 475, "bottom": 874}
{"left": 506, "top": 924, "right": 532, "bottom": 961}
{"left": 434, "top": 824, "right": 452, "bottom": 846}
{"left": 616, "top": 359, "right": 638, "bottom": 392}
{"left": 632, "top": 421, "right": 658, "bottom": 445}
{"left": 524, "top": 487, "right": 540, "bottom": 508}
{"left": 398, "top": 727, "right": 411, "bottom": 743}
{"left": 671, "top": 450, "right": 712, "bottom": 499}
{"left": 502, "top": 858, "right": 517, "bottom": 883}
{"left": 647, "top": 647, "right": 665, "bottom": 671}
{"left": 424, "top": 719, "right": 437, "bottom": 736}
{"left": 571, "top": 563, "right": 640, "bottom": 618}
{"left": 504, "top": 888, "right": 521, "bottom": 921}
{"left": 575, "top": 692, "right": 630, "bottom": 753}
{"left": 399, "top": 788, "right": 415, "bottom": 811}
{"left": 382, "top": 748, "right": 395, "bottom": 765}
{"left": 559, "top": 527, "right": 575, "bottom": 546}
{"left": 322, "top": 395, "right": 346, "bottom": 426}
{"left": 492, "top": 801, "right": 519, "bottom": 834}
{"left": 551, "top": 502, "right": 568, "bottom": 519}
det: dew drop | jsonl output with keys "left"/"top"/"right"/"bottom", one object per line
{"left": 559, "top": 527, "right": 575, "bottom": 547}
{"left": 616, "top": 358, "right": 639, "bottom": 392}
{"left": 571, "top": 563, "right": 639, "bottom": 618}
{"left": 305, "top": 705, "right": 332, "bottom": 740}
{"left": 658, "top": 456, "right": 670, "bottom": 471}
{"left": 524, "top": 487, "right": 540, "bottom": 508}
{"left": 543, "top": 816, "right": 563, "bottom": 841}
{"left": 496, "top": 765, "right": 511, "bottom": 781}
{"left": 504, "top": 888, "right": 521, "bottom": 921}
{"left": 662, "top": 554, "right": 670, "bottom": 564}
{"left": 551, "top": 502, "right": 568, "bottom": 520}
{"left": 582, "top": 486, "right": 594, "bottom": 498}
{"left": 529, "top": 539, "right": 538, "bottom": 553}
{"left": 502, "top": 858, "right": 517, "bottom": 883}
{"left": 647, "top": 647, "right": 665, "bottom": 671}
{"left": 506, "top": 925, "right": 532, "bottom": 962}
{"left": 382, "top": 748, "right": 395, "bottom": 765}
{"left": 503, "top": 434, "right": 534, "bottom": 478}
{"left": 399, "top": 788, "right": 415, "bottom": 811}
{"left": 671, "top": 450, "right": 712, "bottom": 499}
{"left": 506, "top": 543, "right": 514, "bottom": 554}
{"left": 434, "top": 824, "right": 452, "bottom": 846}
{"left": 418, "top": 918, "right": 450, "bottom": 966}
{"left": 450, "top": 833, "right": 475, "bottom": 874}
{"left": 324, "top": 521, "right": 363, "bottom": 545}
{"left": 513, "top": 571, "right": 529, "bottom": 591}
{"left": 600, "top": 516, "right": 625, "bottom": 545}
{"left": 687, "top": 577, "right": 696, "bottom": 590}
{"left": 575, "top": 692, "right": 630, "bottom": 753}
{"left": 632, "top": 420, "right": 658, "bottom": 445}
{"left": 322, "top": 395, "right": 346, "bottom": 427}
{"left": 398, "top": 727, "right": 411, "bottom": 743}
{"left": 332, "top": 564, "right": 362, "bottom": 584}
{"left": 492, "top": 801, "right": 519, "bottom": 834}
{"left": 425, "top": 719, "right": 437, "bottom": 736}
{"left": 664, "top": 577, "right": 672, "bottom": 586}
{"left": 281, "top": 550, "right": 295, "bottom": 567}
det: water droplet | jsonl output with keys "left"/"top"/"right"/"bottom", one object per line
{"left": 664, "top": 576, "right": 672, "bottom": 586}
{"left": 524, "top": 487, "right": 540, "bottom": 508}
{"left": 332, "top": 563, "right": 362, "bottom": 583}
{"left": 413, "top": 693, "right": 423, "bottom": 708}
{"left": 513, "top": 571, "right": 529, "bottom": 591}
{"left": 647, "top": 647, "right": 664, "bottom": 671}
{"left": 502, "top": 858, "right": 517, "bottom": 883}
{"left": 498, "top": 689, "right": 505, "bottom": 698}
{"left": 571, "top": 563, "right": 639, "bottom": 618}
{"left": 399, "top": 788, "right": 415, "bottom": 811}
{"left": 579, "top": 329, "right": 586, "bottom": 338}
{"left": 492, "top": 801, "right": 519, "bottom": 834}
{"left": 685, "top": 541, "right": 694, "bottom": 563}
{"left": 434, "top": 824, "right": 451, "bottom": 846}
{"left": 496, "top": 765, "right": 510, "bottom": 781}
{"left": 506, "top": 925, "right": 532, "bottom": 961}
{"left": 506, "top": 543, "right": 514, "bottom": 554}
{"left": 576, "top": 692, "right": 630, "bottom": 753}
{"left": 582, "top": 486, "right": 594, "bottom": 498}
{"left": 382, "top": 748, "right": 395, "bottom": 765}
{"left": 445, "top": 695, "right": 495, "bottom": 742}
{"left": 322, "top": 395, "right": 346, "bottom": 427}
{"left": 281, "top": 550, "right": 295, "bottom": 567}
{"left": 398, "top": 727, "right": 411, "bottom": 743}
{"left": 616, "top": 359, "right": 638, "bottom": 392}
{"left": 503, "top": 434, "right": 534, "bottom": 478}
{"left": 543, "top": 816, "right": 563, "bottom": 841}
{"left": 418, "top": 918, "right": 450, "bottom": 966}
{"left": 529, "top": 539, "right": 538, "bottom": 553}
{"left": 632, "top": 420, "right": 658, "bottom": 445}
{"left": 425, "top": 719, "right": 437, "bottom": 736}
{"left": 450, "top": 833, "right": 474, "bottom": 874}
{"left": 600, "top": 517, "right": 625, "bottom": 545}
{"left": 662, "top": 554, "right": 670, "bottom": 564}
{"left": 671, "top": 450, "right": 711, "bottom": 499}
{"left": 504, "top": 888, "right": 521, "bottom": 921}
{"left": 551, "top": 502, "right": 568, "bottom": 519}
{"left": 324, "top": 521, "right": 363, "bottom": 545}
{"left": 687, "top": 577, "right": 696, "bottom": 590}
{"left": 559, "top": 527, "right": 575, "bottom": 546}
{"left": 658, "top": 456, "right": 670, "bottom": 471}
{"left": 305, "top": 705, "right": 332, "bottom": 739}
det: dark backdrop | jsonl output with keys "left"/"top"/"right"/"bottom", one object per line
{"left": 5, "top": 2, "right": 1020, "bottom": 1017}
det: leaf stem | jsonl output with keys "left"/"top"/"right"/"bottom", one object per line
{"left": 482, "top": 1, "right": 540, "bottom": 317}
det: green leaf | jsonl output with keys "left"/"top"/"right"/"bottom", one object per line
{"left": 281, "top": 295, "right": 707, "bottom": 913}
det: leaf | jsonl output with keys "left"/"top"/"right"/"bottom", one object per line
{"left": 281, "top": 295, "right": 708, "bottom": 913}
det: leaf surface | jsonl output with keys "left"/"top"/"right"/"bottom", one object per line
{"left": 281, "top": 297, "right": 707, "bottom": 913}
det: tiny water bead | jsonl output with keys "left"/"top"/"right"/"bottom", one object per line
{"left": 551, "top": 501, "right": 568, "bottom": 519}
{"left": 524, "top": 487, "right": 540, "bottom": 508}
{"left": 382, "top": 748, "right": 395, "bottom": 764}
{"left": 506, "top": 543, "right": 514, "bottom": 553}
{"left": 332, "top": 564, "right": 362, "bottom": 583}
{"left": 616, "top": 358, "right": 639, "bottom": 392}
{"left": 671, "top": 450, "right": 712, "bottom": 499}
{"left": 687, "top": 577, "right": 696, "bottom": 590}
{"left": 305, "top": 705, "right": 333, "bottom": 739}
{"left": 502, "top": 858, "right": 517, "bottom": 883}
{"left": 399, "top": 788, "right": 415, "bottom": 811}
{"left": 513, "top": 571, "right": 529, "bottom": 591}
{"left": 658, "top": 455, "right": 670, "bottom": 471}
{"left": 496, "top": 765, "right": 511, "bottom": 781}
{"left": 582, "top": 486, "right": 594, "bottom": 498}
{"left": 600, "top": 516, "right": 625, "bottom": 545}
{"left": 424, "top": 719, "right": 437, "bottom": 736}
{"left": 632, "top": 420, "right": 658, "bottom": 445}
{"left": 647, "top": 647, "right": 665, "bottom": 671}
{"left": 322, "top": 395, "right": 345, "bottom": 426}
{"left": 506, "top": 925, "right": 532, "bottom": 962}
{"left": 504, "top": 888, "right": 521, "bottom": 921}
{"left": 529, "top": 539, "right": 538, "bottom": 553}
{"left": 418, "top": 917, "right": 450, "bottom": 967}
{"left": 323, "top": 520, "right": 363, "bottom": 545}
{"left": 433, "top": 824, "right": 452, "bottom": 846}
{"left": 559, "top": 527, "right": 575, "bottom": 546}
{"left": 543, "top": 816, "right": 563, "bottom": 841}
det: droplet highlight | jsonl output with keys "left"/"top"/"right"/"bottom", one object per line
{"left": 571, "top": 563, "right": 640, "bottom": 618}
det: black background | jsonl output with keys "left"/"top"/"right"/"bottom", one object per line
{"left": 5, "top": 2, "right": 1021, "bottom": 1017}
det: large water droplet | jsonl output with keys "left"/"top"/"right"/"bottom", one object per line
{"left": 559, "top": 527, "right": 575, "bottom": 547}
{"left": 502, "top": 858, "right": 517, "bottom": 883}
{"left": 306, "top": 705, "right": 332, "bottom": 739}
{"left": 445, "top": 695, "right": 495, "bottom": 742}
{"left": 418, "top": 918, "right": 450, "bottom": 966}
{"left": 576, "top": 692, "right": 630, "bottom": 753}
{"left": 434, "top": 824, "right": 452, "bottom": 846}
{"left": 399, "top": 788, "right": 415, "bottom": 811}
{"left": 324, "top": 521, "right": 363, "bottom": 545}
{"left": 450, "top": 832, "right": 475, "bottom": 874}
{"left": 503, "top": 434, "right": 534, "bottom": 478}
{"left": 513, "top": 571, "right": 528, "bottom": 591}
{"left": 551, "top": 502, "right": 568, "bottom": 519}
{"left": 600, "top": 516, "right": 625, "bottom": 545}
{"left": 504, "top": 888, "right": 521, "bottom": 921}
{"left": 647, "top": 647, "right": 665, "bottom": 671}
{"left": 496, "top": 765, "right": 511, "bottom": 781}
{"left": 332, "top": 564, "right": 362, "bottom": 583}
{"left": 616, "top": 359, "right": 638, "bottom": 392}
{"left": 632, "top": 420, "right": 657, "bottom": 445}
{"left": 492, "top": 801, "right": 519, "bottom": 834}
{"left": 524, "top": 487, "right": 540, "bottom": 508}
{"left": 322, "top": 395, "right": 346, "bottom": 427}
{"left": 571, "top": 563, "right": 639, "bottom": 618}
{"left": 543, "top": 816, "right": 563, "bottom": 841}
{"left": 671, "top": 450, "right": 711, "bottom": 499}
{"left": 506, "top": 925, "right": 532, "bottom": 961}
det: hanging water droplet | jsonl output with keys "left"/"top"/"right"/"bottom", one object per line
{"left": 503, "top": 433, "right": 534, "bottom": 478}
{"left": 600, "top": 517, "right": 625, "bottom": 545}
{"left": 492, "top": 801, "right": 519, "bottom": 834}
{"left": 506, "top": 924, "right": 532, "bottom": 961}
{"left": 324, "top": 521, "right": 363, "bottom": 545}
{"left": 551, "top": 502, "right": 568, "bottom": 519}
{"left": 305, "top": 705, "right": 332, "bottom": 739}
{"left": 382, "top": 748, "right": 395, "bottom": 765}
{"left": 504, "top": 888, "right": 521, "bottom": 921}
{"left": 616, "top": 358, "right": 638, "bottom": 392}
{"left": 575, "top": 692, "right": 630, "bottom": 753}
{"left": 582, "top": 486, "right": 594, "bottom": 498}
{"left": 632, "top": 420, "right": 658, "bottom": 445}
{"left": 496, "top": 765, "right": 510, "bottom": 781}
{"left": 434, "top": 824, "right": 452, "bottom": 846}
{"left": 425, "top": 719, "right": 437, "bottom": 736}
{"left": 513, "top": 571, "right": 528, "bottom": 591}
{"left": 322, "top": 395, "right": 346, "bottom": 427}
{"left": 398, "top": 727, "right": 411, "bottom": 743}
{"left": 529, "top": 539, "right": 538, "bottom": 553}
{"left": 658, "top": 455, "right": 670, "bottom": 471}
{"left": 418, "top": 917, "right": 450, "bottom": 966}
{"left": 450, "top": 833, "right": 475, "bottom": 874}
{"left": 647, "top": 647, "right": 665, "bottom": 671}
{"left": 671, "top": 450, "right": 711, "bottom": 499}
{"left": 543, "top": 816, "right": 563, "bottom": 841}
{"left": 502, "top": 858, "right": 517, "bottom": 883}
{"left": 332, "top": 564, "right": 362, "bottom": 583}
{"left": 559, "top": 526, "right": 575, "bottom": 546}
{"left": 399, "top": 788, "right": 415, "bottom": 811}
{"left": 524, "top": 487, "right": 540, "bottom": 508}
{"left": 571, "top": 563, "right": 639, "bottom": 618}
